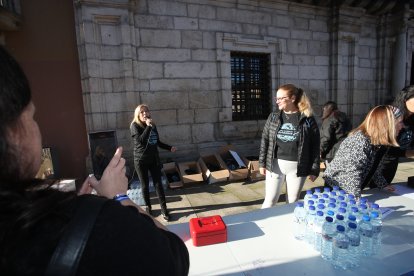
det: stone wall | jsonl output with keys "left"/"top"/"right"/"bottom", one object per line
{"left": 74, "top": 0, "right": 411, "bottom": 169}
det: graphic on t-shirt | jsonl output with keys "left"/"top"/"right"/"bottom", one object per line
{"left": 277, "top": 122, "right": 299, "bottom": 142}
{"left": 148, "top": 130, "right": 158, "bottom": 145}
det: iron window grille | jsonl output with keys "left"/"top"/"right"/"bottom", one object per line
{"left": 231, "top": 52, "right": 271, "bottom": 121}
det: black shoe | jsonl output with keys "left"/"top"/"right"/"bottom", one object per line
{"left": 145, "top": 206, "right": 153, "bottom": 216}
{"left": 161, "top": 212, "right": 170, "bottom": 221}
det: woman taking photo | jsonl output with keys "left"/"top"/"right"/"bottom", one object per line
{"left": 0, "top": 46, "right": 189, "bottom": 275}
{"left": 259, "top": 84, "right": 320, "bottom": 208}
{"left": 130, "top": 104, "right": 176, "bottom": 221}
{"left": 323, "top": 105, "right": 404, "bottom": 198}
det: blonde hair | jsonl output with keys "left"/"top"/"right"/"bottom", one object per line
{"left": 350, "top": 105, "right": 399, "bottom": 146}
{"left": 278, "top": 84, "right": 313, "bottom": 117}
{"left": 131, "top": 104, "right": 149, "bottom": 128}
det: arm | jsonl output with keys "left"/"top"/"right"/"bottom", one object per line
{"left": 320, "top": 118, "right": 335, "bottom": 159}
{"left": 258, "top": 114, "right": 272, "bottom": 174}
{"left": 308, "top": 116, "right": 321, "bottom": 180}
{"left": 79, "top": 147, "right": 167, "bottom": 230}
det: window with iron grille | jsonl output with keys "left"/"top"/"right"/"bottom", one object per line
{"left": 231, "top": 52, "right": 271, "bottom": 121}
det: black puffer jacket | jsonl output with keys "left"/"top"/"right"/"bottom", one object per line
{"left": 320, "top": 110, "right": 352, "bottom": 160}
{"left": 259, "top": 111, "right": 320, "bottom": 177}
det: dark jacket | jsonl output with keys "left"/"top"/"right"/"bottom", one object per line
{"left": 320, "top": 110, "right": 352, "bottom": 161}
{"left": 130, "top": 122, "right": 172, "bottom": 166}
{"left": 259, "top": 111, "right": 320, "bottom": 177}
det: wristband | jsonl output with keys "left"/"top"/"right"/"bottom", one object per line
{"left": 113, "top": 194, "right": 129, "bottom": 202}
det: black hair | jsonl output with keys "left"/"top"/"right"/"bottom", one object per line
{"left": 323, "top": 101, "right": 338, "bottom": 111}
{"left": 0, "top": 46, "right": 76, "bottom": 273}
{"left": 393, "top": 85, "right": 414, "bottom": 121}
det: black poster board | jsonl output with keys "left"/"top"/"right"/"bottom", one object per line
{"left": 88, "top": 130, "right": 117, "bottom": 180}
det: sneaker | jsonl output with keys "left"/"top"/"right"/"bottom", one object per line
{"left": 161, "top": 212, "right": 170, "bottom": 221}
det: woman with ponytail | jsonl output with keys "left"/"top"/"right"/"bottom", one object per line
{"left": 259, "top": 84, "right": 320, "bottom": 207}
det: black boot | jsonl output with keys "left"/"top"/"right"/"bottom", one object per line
{"left": 161, "top": 207, "right": 170, "bottom": 221}
{"left": 145, "top": 206, "right": 153, "bottom": 216}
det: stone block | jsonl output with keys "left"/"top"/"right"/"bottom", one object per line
{"left": 165, "top": 62, "right": 217, "bottom": 79}
{"left": 174, "top": 17, "right": 198, "bottom": 30}
{"left": 290, "top": 17, "right": 309, "bottom": 30}
{"left": 158, "top": 124, "right": 192, "bottom": 145}
{"left": 310, "top": 19, "right": 328, "bottom": 32}
{"left": 192, "top": 123, "right": 215, "bottom": 143}
{"left": 138, "top": 48, "right": 190, "bottom": 61}
{"left": 199, "top": 19, "right": 242, "bottom": 33}
{"left": 299, "top": 65, "right": 328, "bottom": 79}
{"left": 148, "top": 0, "right": 187, "bottom": 16}
{"left": 178, "top": 109, "right": 195, "bottom": 124}
{"left": 101, "top": 60, "right": 121, "bottom": 78}
{"left": 200, "top": 78, "right": 220, "bottom": 90}
{"left": 268, "top": 26, "right": 290, "bottom": 39}
{"left": 280, "top": 65, "right": 299, "bottom": 79}
{"left": 308, "top": 41, "right": 329, "bottom": 55}
{"left": 195, "top": 108, "right": 219, "bottom": 123}
{"left": 203, "top": 32, "right": 216, "bottom": 49}
{"left": 188, "top": 4, "right": 216, "bottom": 19}
{"left": 192, "top": 49, "right": 216, "bottom": 61}
{"left": 182, "top": 31, "right": 203, "bottom": 49}
{"left": 312, "top": 32, "right": 329, "bottom": 41}
{"left": 105, "top": 93, "right": 128, "bottom": 112}
{"left": 189, "top": 91, "right": 219, "bottom": 108}
{"left": 150, "top": 79, "right": 200, "bottom": 92}
{"left": 272, "top": 14, "right": 290, "bottom": 28}
{"left": 315, "top": 56, "right": 329, "bottom": 66}
{"left": 359, "top": 58, "right": 371, "bottom": 68}
{"left": 140, "top": 29, "right": 181, "bottom": 47}
{"left": 137, "top": 62, "right": 163, "bottom": 79}
{"left": 242, "top": 24, "right": 260, "bottom": 35}
{"left": 141, "top": 91, "right": 189, "bottom": 109}
{"left": 150, "top": 109, "right": 177, "bottom": 126}
{"left": 294, "top": 55, "right": 315, "bottom": 65}
{"left": 287, "top": 40, "right": 307, "bottom": 54}
{"left": 355, "top": 68, "right": 374, "bottom": 81}
{"left": 291, "top": 30, "right": 311, "bottom": 40}
{"left": 135, "top": 15, "right": 173, "bottom": 29}
{"left": 100, "top": 24, "right": 121, "bottom": 46}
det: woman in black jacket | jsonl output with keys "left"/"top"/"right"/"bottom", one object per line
{"left": 259, "top": 84, "right": 320, "bottom": 208}
{"left": 130, "top": 104, "right": 177, "bottom": 221}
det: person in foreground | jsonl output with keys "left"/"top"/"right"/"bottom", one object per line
{"left": 380, "top": 85, "right": 414, "bottom": 184}
{"left": 323, "top": 105, "right": 403, "bottom": 199}
{"left": 0, "top": 46, "right": 189, "bottom": 275}
{"left": 130, "top": 104, "right": 177, "bottom": 221}
{"left": 320, "top": 101, "right": 352, "bottom": 164}
{"left": 259, "top": 84, "right": 320, "bottom": 207}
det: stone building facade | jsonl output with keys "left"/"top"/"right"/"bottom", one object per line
{"left": 73, "top": 0, "right": 414, "bottom": 167}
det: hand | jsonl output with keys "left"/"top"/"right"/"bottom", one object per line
{"left": 385, "top": 185, "right": 396, "bottom": 192}
{"left": 89, "top": 147, "right": 128, "bottom": 199}
{"left": 308, "top": 175, "right": 318, "bottom": 182}
{"left": 145, "top": 118, "right": 153, "bottom": 127}
{"left": 171, "top": 146, "right": 177, "bottom": 153}
{"left": 77, "top": 176, "right": 94, "bottom": 195}
{"left": 259, "top": 167, "right": 266, "bottom": 175}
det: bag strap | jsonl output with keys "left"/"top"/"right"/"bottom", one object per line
{"left": 45, "top": 196, "right": 107, "bottom": 276}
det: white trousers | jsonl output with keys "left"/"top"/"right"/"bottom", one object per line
{"left": 261, "top": 159, "right": 306, "bottom": 208}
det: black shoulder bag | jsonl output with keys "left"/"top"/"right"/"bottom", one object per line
{"left": 45, "top": 196, "right": 107, "bottom": 276}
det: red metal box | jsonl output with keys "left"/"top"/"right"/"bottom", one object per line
{"left": 189, "top": 215, "right": 227, "bottom": 246}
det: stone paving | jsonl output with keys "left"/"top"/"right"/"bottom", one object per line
{"left": 150, "top": 159, "right": 414, "bottom": 226}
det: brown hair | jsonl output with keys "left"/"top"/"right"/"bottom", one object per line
{"left": 350, "top": 105, "right": 399, "bottom": 146}
{"left": 130, "top": 104, "right": 149, "bottom": 128}
{"left": 278, "top": 84, "right": 313, "bottom": 117}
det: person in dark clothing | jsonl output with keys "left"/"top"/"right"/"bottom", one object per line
{"left": 0, "top": 45, "right": 189, "bottom": 275}
{"left": 380, "top": 85, "right": 414, "bottom": 184}
{"left": 259, "top": 84, "right": 320, "bottom": 207}
{"left": 320, "top": 101, "right": 352, "bottom": 164}
{"left": 130, "top": 104, "right": 176, "bottom": 221}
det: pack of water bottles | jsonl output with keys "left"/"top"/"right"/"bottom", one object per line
{"left": 293, "top": 186, "right": 383, "bottom": 270}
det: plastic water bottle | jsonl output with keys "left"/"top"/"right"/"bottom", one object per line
{"left": 327, "top": 203, "right": 336, "bottom": 216}
{"left": 321, "top": 216, "right": 336, "bottom": 261}
{"left": 350, "top": 207, "right": 360, "bottom": 222}
{"left": 332, "top": 225, "right": 350, "bottom": 270}
{"left": 347, "top": 222, "right": 360, "bottom": 268}
{"left": 335, "top": 214, "right": 347, "bottom": 230}
{"left": 339, "top": 201, "right": 348, "bottom": 211}
{"left": 305, "top": 205, "right": 317, "bottom": 245}
{"left": 307, "top": 199, "right": 315, "bottom": 211}
{"left": 314, "top": 188, "right": 322, "bottom": 198}
{"left": 370, "top": 211, "right": 382, "bottom": 254}
{"left": 293, "top": 202, "right": 306, "bottom": 240}
{"left": 346, "top": 194, "right": 355, "bottom": 203}
{"left": 370, "top": 203, "right": 381, "bottom": 216}
{"left": 313, "top": 211, "right": 325, "bottom": 252}
{"left": 347, "top": 199, "right": 357, "bottom": 213}
{"left": 337, "top": 207, "right": 347, "bottom": 221}
{"left": 332, "top": 186, "right": 340, "bottom": 193}
{"left": 322, "top": 193, "right": 330, "bottom": 203}
{"left": 317, "top": 202, "right": 326, "bottom": 213}
{"left": 330, "top": 191, "right": 337, "bottom": 200}
{"left": 326, "top": 210, "right": 335, "bottom": 221}
{"left": 338, "top": 189, "right": 346, "bottom": 198}
{"left": 304, "top": 190, "right": 313, "bottom": 208}
{"left": 359, "top": 214, "right": 374, "bottom": 256}
{"left": 337, "top": 195, "right": 345, "bottom": 203}
{"left": 346, "top": 214, "right": 357, "bottom": 226}
{"left": 358, "top": 204, "right": 368, "bottom": 218}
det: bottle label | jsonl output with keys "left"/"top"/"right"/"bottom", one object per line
{"left": 322, "top": 233, "right": 333, "bottom": 242}
{"left": 334, "top": 239, "right": 349, "bottom": 249}
{"left": 360, "top": 228, "right": 373, "bottom": 238}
